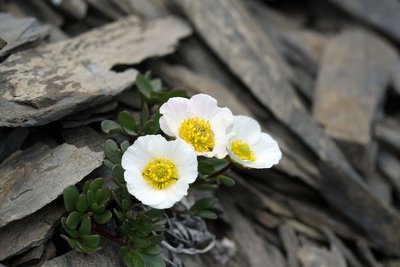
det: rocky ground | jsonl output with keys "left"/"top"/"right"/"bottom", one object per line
{"left": 1, "top": 0, "right": 400, "bottom": 266}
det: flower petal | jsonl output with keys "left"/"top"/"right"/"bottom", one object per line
{"left": 159, "top": 97, "right": 189, "bottom": 137}
{"left": 230, "top": 115, "right": 261, "bottom": 145}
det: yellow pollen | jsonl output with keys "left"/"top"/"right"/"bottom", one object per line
{"left": 142, "top": 158, "right": 178, "bottom": 190}
{"left": 179, "top": 117, "right": 215, "bottom": 152}
{"left": 230, "top": 140, "right": 255, "bottom": 161}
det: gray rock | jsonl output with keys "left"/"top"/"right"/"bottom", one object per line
{"left": 314, "top": 28, "right": 397, "bottom": 146}
{"left": 0, "top": 15, "right": 191, "bottom": 127}
{"left": 0, "top": 201, "right": 64, "bottom": 261}
{"left": 0, "top": 13, "right": 49, "bottom": 57}
{"left": 0, "top": 142, "right": 103, "bottom": 227}
{"left": 324, "top": 0, "right": 400, "bottom": 43}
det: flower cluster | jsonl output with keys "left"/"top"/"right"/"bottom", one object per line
{"left": 122, "top": 93, "right": 282, "bottom": 209}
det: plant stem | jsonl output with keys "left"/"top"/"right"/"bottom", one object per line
{"left": 207, "top": 162, "right": 232, "bottom": 179}
{"left": 93, "top": 223, "right": 127, "bottom": 247}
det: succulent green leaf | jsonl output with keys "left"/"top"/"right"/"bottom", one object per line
{"left": 103, "top": 159, "right": 114, "bottom": 170}
{"left": 61, "top": 234, "right": 78, "bottom": 249}
{"left": 89, "top": 178, "right": 104, "bottom": 192}
{"left": 118, "top": 111, "right": 137, "bottom": 132}
{"left": 66, "top": 211, "right": 81, "bottom": 229}
{"left": 63, "top": 185, "right": 79, "bottom": 212}
{"left": 216, "top": 175, "right": 235, "bottom": 186}
{"left": 136, "top": 73, "right": 153, "bottom": 98}
{"left": 133, "top": 237, "right": 151, "bottom": 249}
{"left": 81, "top": 234, "right": 101, "bottom": 249}
{"left": 87, "top": 189, "right": 95, "bottom": 206}
{"left": 190, "top": 197, "right": 217, "bottom": 212}
{"left": 198, "top": 161, "right": 215, "bottom": 175}
{"left": 91, "top": 203, "right": 106, "bottom": 214}
{"left": 78, "top": 216, "right": 92, "bottom": 236}
{"left": 112, "top": 164, "right": 125, "bottom": 181}
{"left": 61, "top": 217, "right": 79, "bottom": 238}
{"left": 121, "top": 199, "right": 131, "bottom": 212}
{"left": 140, "top": 104, "right": 149, "bottom": 126}
{"left": 94, "top": 210, "right": 112, "bottom": 224}
{"left": 144, "top": 209, "right": 163, "bottom": 219}
{"left": 104, "top": 140, "right": 122, "bottom": 164}
{"left": 76, "top": 194, "right": 88, "bottom": 213}
{"left": 142, "top": 245, "right": 161, "bottom": 255}
{"left": 149, "top": 235, "right": 163, "bottom": 246}
{"left": 101, "top": 120, "right": 122, "bottom": 134}
{"left": 121, "top": 140, "right": 130, "bottom": 153}
{"left": 131, "top": 251, "right": 145, "bottom": 267}
{"left": 95, "top": 188, "right": 110, "bottom": 204}
{"left": 193, "top": 210, "right": 218, "bottom": 220}
{"left": 141, "top": 252, "right": 166, "bottom": 267}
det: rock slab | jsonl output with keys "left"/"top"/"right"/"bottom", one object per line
{"left": 0, "top": 15, "right": 191, "bottom": 127}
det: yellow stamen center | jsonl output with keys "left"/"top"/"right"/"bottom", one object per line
{"left": 179, "top": 117, "right": 215, "bottom": 152}
{"left": 230, "top": 140, "right": 255, "bottom": 161}
{"left": 142, "top": 158, "right": 178, "bottom": 190}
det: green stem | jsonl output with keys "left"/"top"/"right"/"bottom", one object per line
{"left": 207, "top": 162, "right": 232, "bottom": 179}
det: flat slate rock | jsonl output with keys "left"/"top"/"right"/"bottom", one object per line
{"left": 324, "top": 0, "right": 400, "bottom": 43}
{"left": 0, "top": 13, "right": 49, "bottom": 57}
{"left": 0, "top": 15, "right": 191, "bottom": 127}
{"left": 42, "top": 241, "right": 123, "bottom": 267}
{"left": 0, "top": 201, "right": 64, "bottom": 261}
{"left": 0, "top": 142, "right": 102, "bottom": 227}
{"left": 313, "top": 28, "right": 397, "bottom": 145}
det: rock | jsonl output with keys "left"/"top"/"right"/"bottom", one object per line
{"left": 0, "top": 13, "right": 49, "bottom": 57}
{"left": 279, "top": 223, "right": 300, "bottom": 267}
{"left": 378, "top": 150, "right": 400, "bottom": 195}
{"left": 374, "top": 118, "right": 400, "bottom": 152}
{"left": 9, "top": 244, "right": 45, "bottom": 266}
{"left": 0, "top": 142, "right": 103, "bottom": 227}
{"left": 62, "top": 126, "right": 104, "bottom": 153}
{"left": 42, "top": 241, "right": 124, "bottom": 267}
{"left": 0, "top": 38, "right": 6, "bottom": 50}
{"left": 324, "top": 0, "right": 400, "bottom": 43}
{"left": 314, "top": 28, "right": 397, "bottom": 147}
{"left": 0, "top": 15, "right": 191, "bottom": 127}
{"left": 0, "top": 127, "right": 29, "bottom": 163}
{"left": 298, "top": 244, "right": 347, "bottom": 267}
{"left": 0, "top": 201, "right": 64, "bottom": 261}
{"left": 49, "top": 0, "right": 88, "bottom": 20}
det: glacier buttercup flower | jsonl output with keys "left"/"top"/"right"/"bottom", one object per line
{"left": 159, "top": 94, "right": 234, "bottom": 158}
{"left": 121, "top": 135, "right": 198, "bottom": 209}
{"left": 227, "top": 115, "right": 282, "bottom": 168}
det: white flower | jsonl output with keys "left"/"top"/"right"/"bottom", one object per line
{"left": 159, "top": 94, "right": 234, "bottom": 159}
{"left": 121, "top": 135, "right": 198, "bottom": 209}
{"left": 227, "top": 115, "right": 282, "bottom": 168}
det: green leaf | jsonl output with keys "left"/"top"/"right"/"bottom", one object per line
{"left": 141, "top": 253, "right": 166, "bottom": 267}
{"left": 190, "top": 197, "right": 217, "bottom": 212}
{"left": 61, "top": 234, "right": 78, "bottom": 249}
{"left": 133, "top": 237, "right": 151, "bottom": 249}
{"left": 121, "top": 140, "right": 130, "bottom": 153}
{"left": 216, "top": 175, "right": 235, "bottom": 186}
{"left": 112, "top": 164, "right": 125, "bottom": 181}
{"left": 140, "top": 104, "right": 149, "bottom": 126}
{"left": 118, "top": 111, "right": 137, "bottom": 131}
{"left": 101, "top": 120, "right": 122, "bottom": 134}
{"left": 144, "top": 209, "right": 163, "bottom": 219}
{"left": 91, "top": 203, "right": 106, "bottom": 214}
{"left": 142, "top": 245, "right": 161, "bottom": 255}
{"left": 149, "top": 235, "right": 163, "bottom": 246}
{"left": 87, "top": 189, "right": 95, "bottom": 206}
{"left": 136, "top": 73, "right": 153, "bottom": 98}
{"left": 83, "top": 181, "right": 91, "bottom": 194}
{"left": 63, "top": 185, "right": 79, "bottom": 212}
{"left": 81, "top": 234, "right": 101, "bottom": 249}
{"left": 104, "top": 140, "right": 122, "bottom": 164}
{"left": 95, "top": 188, "right": 110, "bottom": 204}
{"left": 94, "top": 210, "right": 112, "bottom": 224}
{"left": 194, "top": 210, "right": 218, "bottom": 220}
{"left": 76, "top": 194, "right": 88, "bottom": 213}
{"left": 198, "top": 161, "right": 215, "bottom": 175}
{"left": 61, "top": 217, "right": 79, "bottom": 238}
{"left": 121, "top": 199, "right": 131, "bottom": 212}
{"left": 103, "top": 159, "right": 114, "bottom": 170}
{"left": 66, "top": 211, "right": 81, "bottom": 229}
{"left": 79, "top": 216, "right": 92, "bottom": 236}
{"left": 89, "top": 178, "right": 104, "bottom": 193}
{"left": 131, "top": 251, "right": 145, "bottom": 267}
